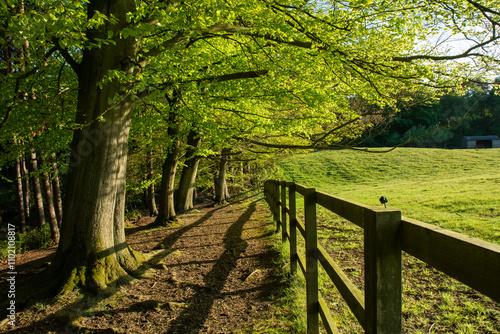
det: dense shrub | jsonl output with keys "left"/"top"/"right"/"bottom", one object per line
{"left": 0, "top": 224, "right": 52, "bottom": 260}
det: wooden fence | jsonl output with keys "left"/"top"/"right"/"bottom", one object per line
{"left": 263, "top": 180, "right": 500, "bottom": 334}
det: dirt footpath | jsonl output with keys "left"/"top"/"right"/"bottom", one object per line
{"left": 0, "top": 197, "right": 284, "bottom": 333}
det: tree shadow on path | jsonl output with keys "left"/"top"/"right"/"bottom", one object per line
{"left": 164, "top": 201, "right": 257, "bottom": 334}
{"left": 156, "top": 204, "right": 224, "bottom": 251}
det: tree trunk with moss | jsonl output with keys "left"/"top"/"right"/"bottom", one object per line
{"left": 176, "top": 130, "right": 202, "bottom": 214}
{"left": 48, "top": 0, "right": 145, "bottom": 293}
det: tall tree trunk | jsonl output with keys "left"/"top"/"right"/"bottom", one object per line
{"left": 114, "top": 133, "right": 146, "bottom": 274}
{"left": 28, "top": 150, "right": 45, "bottom": 228}
{"left": 14, "top": 155, "right": 27, "bottom": 234}
{"left": 214, "top": 148, "right": 231, "bottom": 204}
{"left": 240, "top": 162, "right": 245, "bottom": 189}
{"left": 21, "top": 156, "right": 30, "bottom": 220}
{"left": 176, "top": 130, "right": 202, "bottom": 214}
{"left": 146, "top": 145, "right": 158, "bottom": 216}
{"left": 18, "top": 4, "right": 31, "bottom": 223}
{"left": 8, "top": 44, "right": 26, "bottom": 233}
{"left": 48, "top": 0, "right": 145, "bottom": 293}
{"left": 156, "top": 107, "right": 180, "bottom": 225}
{"left": 39, "top": 155, "right": 60, "bottom": 243}
{"left": 142, "top": 185, "right": 148, "bottom": 212}
{"left": 50, "top": 154, "right": 63, "bottom": 227}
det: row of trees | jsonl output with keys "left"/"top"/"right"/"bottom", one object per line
{"left": 9, "top": 152, "right": 63, "bottom": 239}
{"left": 361, "top": 81, "right": 500, "bottom": 148}
{"left": 125, "top": 112, "right": 271, "bottom": 224}
{"left": 0, "top": 0, "right": 498, "bottom": 295}
{"left": 1, "top": 116, "right": 260, "bottom": 233}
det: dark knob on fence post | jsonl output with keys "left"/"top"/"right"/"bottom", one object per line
{"left": 379, "top": 196, "right": 388, "bottom": 208}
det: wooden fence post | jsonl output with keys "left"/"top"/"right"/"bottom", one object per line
{"left": 274, "top": 181, "right": 281, "bottom": 233}
{"left": 364, "top": 208, "right": 402, "bottom": 334}
{"left": 288, "top": 182, "right": 297, "bottom": 275}
{"left": 265, "top": 180, "right": 279, "bottom": 230}
{"left": 265, "top": 181, "right": 271, "bottom": 205}
{"left": 304, "top": 187, "right": 319, "bottom": 334}
{"left": 281, "top": 181, "right": 287, "bottom": 242}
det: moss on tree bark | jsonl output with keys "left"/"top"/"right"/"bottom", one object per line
{"left": 46, "top": 0, "right": 148, "bottom": 293}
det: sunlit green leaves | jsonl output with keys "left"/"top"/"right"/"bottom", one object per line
{"left": 1, "top": 0, "right": 499, "bottom": 170}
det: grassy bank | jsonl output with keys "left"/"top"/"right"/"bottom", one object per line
{"left": 273, "top": 148, "right": 500, "bottom": 333}
{"left": 278, "top": 148, "right": 500, "bottom": 244}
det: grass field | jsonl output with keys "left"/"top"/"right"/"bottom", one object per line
{"left": 278, "top": 147, "right": 500, "bottom": 244}
{"left": 271, "top": 148, "right": 500, "bottom": 333}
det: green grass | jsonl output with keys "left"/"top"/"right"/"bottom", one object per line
{"left": 278, "top": 148, "right": 500, "bottom": 244}
{"left": 236, "top": 214, "right": 307, "bottom": 333}
{"left": 275, "top": 148, "right": 500, "bottom": 333}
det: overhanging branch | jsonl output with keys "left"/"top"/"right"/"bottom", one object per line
{"left": 143, "top": 23, "right": 250, "bottom": 58}
{"left": 393, "top": 38, "right": 499, "bottom": 62}
{"left": 52, "top": 38, "right": 81, "bottom": 74}
{"left": 182, "top": 69, "right": 269, "bottom": 84}
{"left": 134, "top": 69, "right": 268, "bottom": 101}
{"left": 0, "top": 47, "right": 58, "bottom": 132}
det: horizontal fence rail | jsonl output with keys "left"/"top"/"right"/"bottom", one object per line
{"left": 263, "top": 180, "right": 500, "bottom": 334}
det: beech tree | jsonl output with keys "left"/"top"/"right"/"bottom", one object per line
{"left": 213, "top": 148, "right": 232, "bottom": 204}
{"left": 13, "top": 154, "right": 26, "bottom": 233}
{"left": 156, "top": 96, "right": 182, "bottom": 225}
{"left": 1, "top": 0, "right": 498, "bottom": 293}
{"left": 126, "top": 105, "right": 163, "bottom": 217}
{"left": 176, "top": 129, "right": 203, "bottom": 213}
{"left": 145, "top": 142, "right": 158, "bottom": 217}
{"left": 1, "top": 0, "right": 75, "bottom": 241}
{"left": 27, "top": 151, "right": 46, "bottom": 227}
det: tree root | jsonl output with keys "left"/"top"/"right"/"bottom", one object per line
{"left": 0, "top": 242, "right": 178, "bottom": 320}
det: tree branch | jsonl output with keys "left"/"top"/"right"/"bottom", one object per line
{"left": 142, "top": 33, "right": 191, "bottom": 59}
{"left": 312, "top": 117, "right": 361, "bottom": 144}
{"left": 0, "top": 47, "right": 58, "bottom": 132}
{"left": 393, "top": 37, "right": 499, "bottom": 62}
{"left": 134, "top": 68, "right": 268, "bottom": 102}
{"left": 465, "top": 0, "right": 500, "bottom": 17}
{"left": 143, "top": 24, "right": 250, "bottom": 58}
{"left": 182, "top": 69, "right": 269, "bottom": 85}
{"left": 52, "top": 38, "right": 81, "bottom": 74}
{"left": 233, "top": 136, "right": 318, "bottom": 150}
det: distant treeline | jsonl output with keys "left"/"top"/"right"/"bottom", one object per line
{"left": 362, "top": 83, "right": 500, "bottom": 148}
